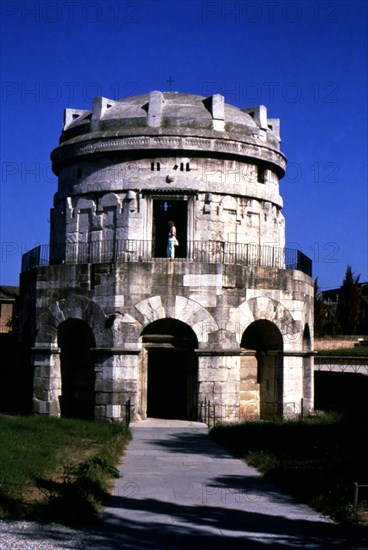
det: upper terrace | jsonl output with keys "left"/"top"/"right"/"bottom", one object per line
{"left": 21, "top": 240, "right": 312, "bottom": 277}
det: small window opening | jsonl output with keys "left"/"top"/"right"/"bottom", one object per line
{"left": 186, "top": 163, "right": 190, "bottom": 171}
{"left": 180, "top": 162, "right": 184, "bottom": 171}
{"left": 258, "top": 167, "right": 266, "bottom": 184}
{"left": 72, "top": 114, "right": 80, "bottom": 121}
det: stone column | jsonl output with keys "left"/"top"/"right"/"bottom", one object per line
{"left": 94, "top": 349, "right": 139, "bottom": 423}
{"left": 282, "top": 354, "right": 304, "bottom": 418}
{"left": 32, "top": 346, "right": 61, "bottom": 416}
{"left": 197, "top": 352, "right": 240, "bottom": 423}
{"left": 239, "top": 352, "right": 259, "bottom": 420}
{"left": 302, "top": 353, "right": 314, "bottom": 414}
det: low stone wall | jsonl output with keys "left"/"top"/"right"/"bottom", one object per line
{"left": 314, "top": 337, "right": 364, "bottom": 351}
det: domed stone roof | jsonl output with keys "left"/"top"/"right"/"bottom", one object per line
{"left": 60, "top": 92, "right": 275, "bottom": 140}
{"left": 52, "top": 91, "right": 285, "bottom": 177}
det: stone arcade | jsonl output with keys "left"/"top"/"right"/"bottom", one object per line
{"left": 19, "top": 91, "right": 314, "bottom": 423}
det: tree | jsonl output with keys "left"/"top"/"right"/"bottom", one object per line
{"left": 5, "top": 314, "right": 19, "bottom": 334}
{"left": 336, "top": 265, "right": 361, "bottom": 335}
{"left": 314, "top": 277, "right": 329, "bottom": 336}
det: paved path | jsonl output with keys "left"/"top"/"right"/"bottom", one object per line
{"left": 86, "top": 419, "right": 367, "bottom": 549}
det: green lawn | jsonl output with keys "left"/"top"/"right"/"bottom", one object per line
{"left": 210, "top": 413, "right": 368, "bottom": 525}
{"left": 0, "top": 414, "right": 131, "bottom": 524}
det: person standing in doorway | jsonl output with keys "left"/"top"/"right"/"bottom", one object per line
{"left": 167, "top": 220, "right": 178, "bottom": 258}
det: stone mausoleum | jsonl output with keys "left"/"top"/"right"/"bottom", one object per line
{"left": 19, "top": 91, "right": 314, "bottom": 423}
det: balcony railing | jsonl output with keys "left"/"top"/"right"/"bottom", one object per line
{"left": 21, "top": 240, "right": 312, "bottom": 276}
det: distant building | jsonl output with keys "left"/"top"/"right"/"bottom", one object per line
{"left": 0, "top": 286, "right": 22, "bottom": 413}
{"left": 0, "top": 286, "right": 19, "bottom": 333}
{"left": 19, "top": 91, "right": 314, "bottom": 423}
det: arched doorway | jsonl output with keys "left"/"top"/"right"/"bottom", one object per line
{"left": 241, "top": 320, "right": 283, "bottom": 419}
{"left": 140, "top": 319, "right": 198, "bottom": 419}
{"left": 58, "top": 319, "right": 95, "bottom": 420}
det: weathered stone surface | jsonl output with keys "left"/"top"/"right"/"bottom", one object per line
{"left": 33, "top": 398, "right": 48, "bottom": 414}
{"left": 94, "top": 405, "right": 106, "bottom": 419}
{"left": 33, "top": 387, "right": 50, "bottom": 401}
{"left": 106, "top": 405, "right": 122, "bottom": 419}
{"left": 95, "top": 380, "right": 115, "bottom": 393}
{"left": 96, "top": 392, "right": 124, "bottom": 406}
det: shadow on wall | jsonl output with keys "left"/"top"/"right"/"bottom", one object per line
{"left": 314, "top": 371, "right": 368, "bottom": 414}
{"left": 0, "top": 334, "right": 33, "bottom": 414}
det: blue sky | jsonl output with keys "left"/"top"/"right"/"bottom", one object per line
{"left": 1, "top": 0, "right": 367, "bottom": 289}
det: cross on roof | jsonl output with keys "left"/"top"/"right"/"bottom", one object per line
{"left": 167, "top": 76, "right": 174, "bottom": 91}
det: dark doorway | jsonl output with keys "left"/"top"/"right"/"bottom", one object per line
{"left": 152, "top": 199, "right": 187, "bottom": 258}
{"left": 58, "top": 319, "right": 95, "bottom": 420}
{"left": 142, "top": 319, "right": 198, "bottom": 419}
{"left": 147, "top": 349, "right": 189, "bottom": 419}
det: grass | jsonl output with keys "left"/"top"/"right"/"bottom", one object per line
{"left": 0, "top": 414, "right": 131, "bottom": 525}
{"left": 209, "top": 412, "right": 368, "bottom": 526}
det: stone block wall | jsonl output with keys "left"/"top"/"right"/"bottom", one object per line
{"left": 51, "top": 156, "right": 285, "bottom": 254}
{"left": 22, "top": 258, "right": 313, "bottom": 423}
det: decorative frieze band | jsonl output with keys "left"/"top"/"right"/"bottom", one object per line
{"left": 52, "top": 135, "right": 286, "bottom": 175}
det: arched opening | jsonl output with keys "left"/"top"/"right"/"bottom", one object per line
{"left": 58, "top": 319, "right": 95, "bottom": 420}
{"left": 140, "top": 319, "right": 198, "bottom": 420}
{"left": 241, "top": 320, "right": 283, "bottom": 419}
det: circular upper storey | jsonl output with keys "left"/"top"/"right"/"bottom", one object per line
{"left": 50, "top": 92, "right": 286, "bottom": 177}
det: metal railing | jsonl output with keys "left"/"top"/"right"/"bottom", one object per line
{"left": 21, "top": 240, "right": 312, "bottom": 276}
{"left": 199, "top": 399, "right": 306, "bottom": 427}
{"left": 199, "top": 399, "right": 216, "bottom": 427}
